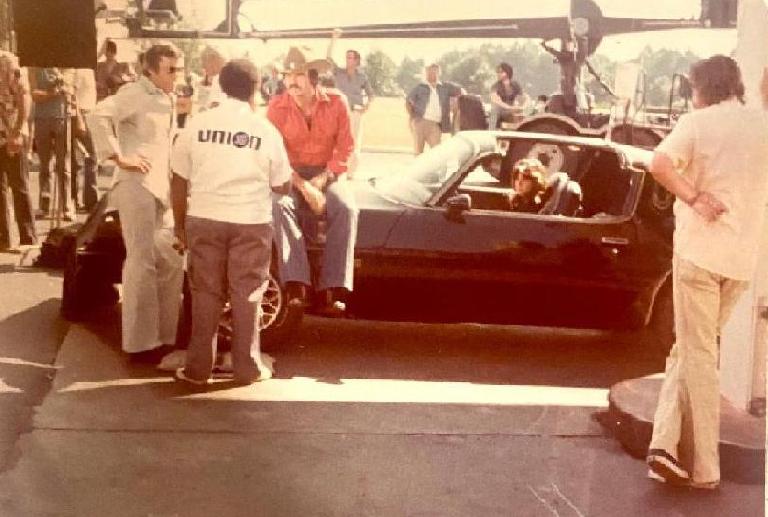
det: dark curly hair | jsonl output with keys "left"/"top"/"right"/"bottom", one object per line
{"left": 497, "top": 62, "right": 514, "bottom": 80}
{"left": 689, "top": 55, "right": 745, "bottom": 107}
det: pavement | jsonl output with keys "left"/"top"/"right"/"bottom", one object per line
{"left": 0, "top": 155, "right": 763, "bottom": 516}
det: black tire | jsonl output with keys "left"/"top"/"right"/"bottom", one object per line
{"left": 260, "top": 271, "right": 303, "bottom": 351}
{"left": 509, "top": 117, "right": 581, "bottom": 176}
{"left": 61, "top": 248, "right": 119, "bottom": 321}
{"left": 61, "top": 250, "right": 87, "bottom": 321}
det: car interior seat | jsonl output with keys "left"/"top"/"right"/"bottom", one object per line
{"left": 538, "top": 172, "right": 582, "bottom": 216}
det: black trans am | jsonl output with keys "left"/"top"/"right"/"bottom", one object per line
{"left": 61, "top": 131, "right": 674, "bottom": 349}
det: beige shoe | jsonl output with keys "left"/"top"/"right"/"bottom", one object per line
{"left": 687, "top": 480, "right": 720, "bottom": 490}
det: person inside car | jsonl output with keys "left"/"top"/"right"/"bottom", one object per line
{"left": 508, "top": 158, "right": 546, "bottom": 213}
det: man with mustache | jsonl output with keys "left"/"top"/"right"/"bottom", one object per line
{"left": 267, "top": 48, "right": 356, "bottom": 316}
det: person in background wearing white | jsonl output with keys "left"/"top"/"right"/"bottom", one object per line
{"left": 170, "top": 59, "right": 291, "bottom": 386}
{"left": 195, "top": 46, "right": 225, "bottom": 112}
{"left": 91, "top": 43, "right": 184, "bottom": 364}
{"left": 71, "top": 68, "right": 98, "bottom": 212}
{"left": 646, "top": 56, "right": 768, "bottom": 491}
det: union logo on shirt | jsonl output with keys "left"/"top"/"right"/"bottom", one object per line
{"left": 198, "top": 129, "right": 262, "bottom": 150}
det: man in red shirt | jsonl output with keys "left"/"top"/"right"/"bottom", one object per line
{"left": 268, "top": 48, "right": 356, "bottom": 316}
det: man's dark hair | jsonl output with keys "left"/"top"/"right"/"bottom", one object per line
{"left": 690, "top": 55, "right": 745, "bottom": 106}
{"left": 318, "top": 72, "right": 335, "bottom": 88}
{"left": 346, "top": 49, "right": 361, "bottom": 63}
{"left": 144, "top": 43, "right": 179, "bottom": 73}
{"left": 106, "top": 39, "right": 117, "bottom": 55}
{"left": 219, "top": 59, "right": 259, "bottom": 101}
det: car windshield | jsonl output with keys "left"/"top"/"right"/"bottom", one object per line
{"left": 374, "top": 134, "right": 493, "bottom": 206}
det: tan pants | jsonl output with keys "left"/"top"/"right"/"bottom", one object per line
{"left": 411, "top": 118, "right": 441, "bottom": 155}
{"left": 650, "top": 256, "right": 747, "bottom": 483}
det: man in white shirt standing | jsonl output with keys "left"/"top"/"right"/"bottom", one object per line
{"left": 646, "top": 55, "right": 768, "bottom": 490}
{"left": 170, "top": 59, "right": 291, "bottom": 386}
{"left": 405, "top": 63, "right": 462, "bottom": 155}
{"left": 71, "top": 68, "right": 98, "bottom": 211}
{"left": 91, "top": 43, "right": 184, "bottom": 363}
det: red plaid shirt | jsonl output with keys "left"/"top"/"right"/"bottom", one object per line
{"left": 267, "top": 90, "right": 353, "bottom": 176}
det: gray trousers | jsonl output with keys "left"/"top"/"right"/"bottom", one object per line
{"left": 34, "top": 117, "right": 71, "bottom": 215}
{"left": 71, "top": 112, "right": 98, "bottom": 210}
{"left": 273, "top": 180, "right": 358, "bottom": 292}
{"left": 183, "top": 216, "right": 272, "bottom": 383}
{"left": 0, "top": 144, "right": 36, "bottom": 246}
{"left": 112, "top": 181, "right": 183, "bottom": 353}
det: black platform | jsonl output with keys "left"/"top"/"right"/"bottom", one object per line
{"left": 604, "top": 375, "right": 765, "bottom": 484}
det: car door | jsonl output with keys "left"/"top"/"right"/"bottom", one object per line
{"left": 381, "top": 202, "right": 645, "bottom": 324}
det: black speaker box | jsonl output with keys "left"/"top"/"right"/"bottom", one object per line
{"left": 13, "top": 0, "right": 97, "bottom": 69}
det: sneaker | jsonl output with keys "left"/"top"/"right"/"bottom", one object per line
{"left": 647, "top": 449, "right": 690, "bottom": 485}
{"left": 174, "top": 368, "right": 210, "bottom": 386}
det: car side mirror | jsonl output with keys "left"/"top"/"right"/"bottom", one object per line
{"left": 444, "top": 193, "right": 471, "bottom": 223}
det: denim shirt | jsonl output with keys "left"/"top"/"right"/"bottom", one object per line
{"left": 91, "top": 76, "right": 175, "bottom": 205}
{"left": 406, "top": 81, "right": 462, "bottom": 132}
{"left": 31, "top": 68, "right": 69, "bottom": 119}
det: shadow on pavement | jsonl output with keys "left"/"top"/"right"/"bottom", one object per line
{"left": 0, "top": 299, "right": 68, "bottom": 474}
{"left": 74, "top": 305, "right": 667, "bottom": 390}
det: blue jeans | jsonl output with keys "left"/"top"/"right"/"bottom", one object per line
{"left": 273, "top": 180, "right": 358, "bottom": 291}
{"left": 488, "top": 105, "right": 515, "bottom": 130}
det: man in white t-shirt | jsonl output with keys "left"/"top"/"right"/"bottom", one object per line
{"left": 645, "top": 55, "right": 768, "bottom": 490}
{"left": 170, "top": 59, "right": 291, "bottom": 386}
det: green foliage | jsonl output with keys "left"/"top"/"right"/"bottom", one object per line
{"left": 174, "top": 39, "right": 206, "bottom": 80}
{"left": 390, "top": 41, "right": 700, "bottom": 110}
{"left": 397, "top": 42, "right": 562, "bottom": 100}
{"left": 638, "top": 46, "right": 700, "bottom": 106}
{"left": 364, "top": 50, "right": 399, "bottom": 96}
{"left": 395, "top": 56, "right": 425, "bottom": 96}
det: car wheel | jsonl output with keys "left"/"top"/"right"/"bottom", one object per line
{"left": 214, "top": 270, "right": 303, "bottom": 353}
{"left": 511, "top": 117, "right": 580, "bottom": 176}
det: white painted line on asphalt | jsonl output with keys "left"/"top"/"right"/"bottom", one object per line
{"left": 58, "top": 376, "right": 608, "bottom": 408}
{"left": 0, "top": 378, "right": 23, "bottom": 393}
{"left": 177, "top": 378, "right": 609, "bottom": 407}
{"left": 0, "top": 357, "right": 60, "bottom": 369}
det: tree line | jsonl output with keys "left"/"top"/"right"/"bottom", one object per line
{"left": 363, "top": 41, "right": 702, "bottom": 108}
